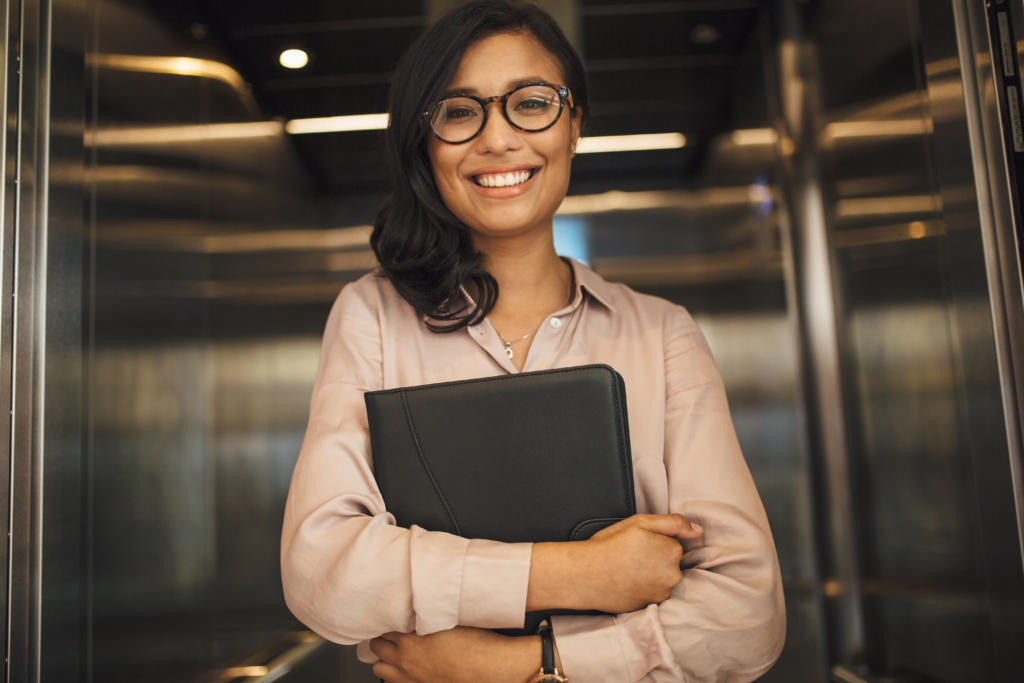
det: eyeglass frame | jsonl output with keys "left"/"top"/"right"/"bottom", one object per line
{"left": 422, "top": 81, "right": 573, "bottom": 144}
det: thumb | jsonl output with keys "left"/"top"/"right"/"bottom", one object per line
{"left": 636, "top": 513, "right": 703, "bottom": 539}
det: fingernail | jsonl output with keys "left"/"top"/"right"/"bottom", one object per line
{"left": 691, "top": 523, "right": 704, "bottom": 535}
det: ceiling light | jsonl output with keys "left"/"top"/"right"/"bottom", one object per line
{"left": 574, "top": 132, "right": 686, "bottom": 154}
{"left": 279, "top": 49, "right": 309, "bottom": 69}
{"left": 285, "top": 113, "right": 390, "bottom": 134}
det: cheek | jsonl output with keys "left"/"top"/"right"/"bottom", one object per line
{"left": 428, "top": 147, "right": 462, "bottom": 196}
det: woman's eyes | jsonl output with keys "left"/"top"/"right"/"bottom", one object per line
{"left": 446, "top": 106, "right": 479, "bottom": 121}
{"left": 514, "top": 98, "right": 554, "bottom": 113}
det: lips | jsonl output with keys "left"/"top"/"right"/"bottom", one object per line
{"left": 471, "top": 167, "right": 538, "bottom": 188}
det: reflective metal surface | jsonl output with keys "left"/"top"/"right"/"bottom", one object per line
{"left": 957, "top": 0, "right": 1024, "bottom": 571}
{"left": 7, "top": 0, "right": 87, "bottom": 680}
{"left": 6, "top": 0, "right": 1024, "bottom": 681}
{"left": 799, "top": 0, "right": 1024, "bottom": 679}
{"left": 80, "top": 1, "right": 336, "bottom": 680}
{"left": 0, "top": 0, "right": 16, "bottom": 673}
{"left": 772, "top": 0, "right": 864, "bottom": 667}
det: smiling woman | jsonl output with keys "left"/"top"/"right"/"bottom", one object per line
{"left": 367, "top": 0, "right": 590, "bottom": 334}
{"left": 280, "top": 2, "right": 785, "bottom": 682}
{"left": 427, "top": 33, "right": 579, "bottom": 252}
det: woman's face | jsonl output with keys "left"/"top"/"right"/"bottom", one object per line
{"left": 427, "top": 31, "right": 581, "bottom": 247}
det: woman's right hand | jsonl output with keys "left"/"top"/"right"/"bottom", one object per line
{"left": 577, "top": 514, "right": 703, "bottom": 613}
{"left": 527, "top": 513, "right": 704, "bottom": 614}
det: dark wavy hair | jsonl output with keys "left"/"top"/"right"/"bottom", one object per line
{"left": 370, "top": 0, "right": 589, "bottom": 332}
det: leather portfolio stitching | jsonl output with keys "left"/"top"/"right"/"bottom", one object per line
{"left": 400, "top": 390, "right": 463, "bottom": 535}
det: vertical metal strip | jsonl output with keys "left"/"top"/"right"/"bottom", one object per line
{"left": 7, "top": 0, "right": 50, "bottom": 679}
{"left": 1, "top": 0, "right": 18, "bottom": 681}
{"left": 772, "top": 0, "right": 865, "bottom": 666}
{"left": 985, "top": 1, "right": 1024, "bottom": 279}
{"left": 953, "top": 0, "right": 1024, "bottom": 573}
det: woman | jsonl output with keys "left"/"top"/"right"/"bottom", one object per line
{"left": 280, "top": 2, "right": 785, "bottom": 681}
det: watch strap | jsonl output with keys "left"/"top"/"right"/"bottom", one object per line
{"left": 538, "top": 619, "right": 556, "bottom": 674}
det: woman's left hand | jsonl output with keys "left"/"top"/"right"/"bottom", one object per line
{"left": 369, "top": 626, "right": 539, "bottom": 683}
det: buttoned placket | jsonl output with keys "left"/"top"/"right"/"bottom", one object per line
{"left": 461, "top": 284, "right": 586, "bottom": 374}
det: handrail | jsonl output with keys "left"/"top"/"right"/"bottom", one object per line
{"left": 204, "top": 631, "right": 328, "bottom": 683}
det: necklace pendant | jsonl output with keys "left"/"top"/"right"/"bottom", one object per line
{"left": 505, "top": 342, "right": 514, "bottom": 360}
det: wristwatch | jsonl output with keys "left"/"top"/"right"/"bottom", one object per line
{"left": 528, "top": 619, "right": 569, "bottom": 682}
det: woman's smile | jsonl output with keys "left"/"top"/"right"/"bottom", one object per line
{"left": 469, "top": 165, "right": 539, "bottom": 197}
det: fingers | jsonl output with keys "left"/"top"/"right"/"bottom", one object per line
{"left": 631, "top": 513, "right": 703, "bottom": 539}
{"left": 369, "top": 635, "right": 399, "bottom": 662}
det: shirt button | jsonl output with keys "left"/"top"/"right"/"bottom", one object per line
{"left": 549, "top": 317, "right": 562, "bottom": 329}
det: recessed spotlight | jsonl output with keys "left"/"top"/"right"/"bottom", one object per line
{"left": 279, "top": 49, "right": 309, "bottom": 69}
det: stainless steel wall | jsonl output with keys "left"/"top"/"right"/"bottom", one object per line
{"left": 781, "top": 0, "right": 1024, "bottom": 680}
{"left": 81, "top": 1, "right": 344, "bottom": 680}
{"left": 580, "top": 13, "right": 826, "bottom": 676}
{"left": 5, "top": 0, "right": 87, "bottom": 680}
{"left": 7, "top": 0, "right": 1024, "bottom": 681}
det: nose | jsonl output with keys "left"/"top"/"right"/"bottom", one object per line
{"left": 474, "top": 101, "right": 522, "bottom": 154}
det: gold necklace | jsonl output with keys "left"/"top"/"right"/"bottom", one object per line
{"left": 491, "top": 262, "right": 575, "bottom": 361}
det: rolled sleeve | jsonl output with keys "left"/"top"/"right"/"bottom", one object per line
{"left": 407, "top": 530, "right": 531, "bottom": 633}
{"left": 552, "top": 613, "right": 653, "bottom": 682}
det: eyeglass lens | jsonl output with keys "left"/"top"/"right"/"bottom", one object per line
{"left": 430, "top": 84, "right": 562, "bottom": 143}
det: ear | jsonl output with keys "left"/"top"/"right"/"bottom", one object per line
{"left": 569, "top": 107, "right": 583, "bottom": 156}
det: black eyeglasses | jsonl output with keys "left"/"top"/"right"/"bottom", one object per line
{"left": 424, "top": 82, "right": 572, "bottom": 144}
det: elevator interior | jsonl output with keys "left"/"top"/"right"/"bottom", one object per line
{"left": 2, "top": 0, "right": 1023, "bottom": 681}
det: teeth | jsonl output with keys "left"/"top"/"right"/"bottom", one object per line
{"left": 475, "top": 170, "right": 532, "bottom": 187}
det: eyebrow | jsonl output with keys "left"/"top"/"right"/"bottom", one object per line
{"left": 443, "top": 77, "right": 552, "bottom": 97}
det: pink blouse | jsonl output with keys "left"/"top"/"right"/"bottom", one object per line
{"left": 280, "top": 258, "right": 785, "bottom": 681}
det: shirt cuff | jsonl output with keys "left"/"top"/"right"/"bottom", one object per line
{"left": 552, "top": 612, "right": 647, "bottom": 682}
{"left": 457, "top": 538, "right": 532, "bottom": 628}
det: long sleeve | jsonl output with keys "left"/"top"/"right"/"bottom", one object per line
{"left": 552, "top": 306, "right": 786, "bottom": 681}
{"left": 280, "top": 283, "right": 533, "bottom": 644}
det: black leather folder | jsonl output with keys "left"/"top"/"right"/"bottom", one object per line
{"left": 365, "top": 364, "right": 636, "bottom": 633}
{"left": 364, "top": 364, "right": 636, "bottom": 546}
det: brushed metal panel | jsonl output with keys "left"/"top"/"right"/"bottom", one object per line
{"left": 1, "top": 0, "right": 16, "bottom": 680}
{"left": 770, "top": 0, "right": 865, "bottom": 669}
{"left": 6, "top": 0, "right": 87, "bottom": 679}
{"left": 798, "top": 0, "right": 1024, "bottom": 679}
{"left": 82, "top": 2, "right": 329, "bottom": 680}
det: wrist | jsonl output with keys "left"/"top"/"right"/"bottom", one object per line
{"left": 501, "top": 633, "right": 545, "bottom": 683}
{"left": 527, "top": 541, "right": 591, "bottom": 611}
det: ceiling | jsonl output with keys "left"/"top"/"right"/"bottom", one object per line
{"left": 171, "top": 0, "right": 767, "bottom": 198}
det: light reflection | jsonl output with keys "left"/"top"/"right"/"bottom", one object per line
{"left": 731, "top": 128, "right": 779, "bottom": 146}
{"left": 219, "top": 666, "right": 269, "bottom": 678}
{"left": 94, "top": 224, "right": 373, "bottom": 253}
{"left": 558, "top": 186, "right": 768, "bottom": 214}
{"left": 833, "top": 221, "right": 943, "bottom": 248}
{"left": 285, "top": 113, "right": 390, "bottom": 134}
{"left": 822, "top": 119, "right": 933, "bottom": 142}
{"left": 86, "top": 121, "right": 284, "bottom": 146}
{"left": 835, "top": 195, "right": 942, "bottom": 218}
{"left": 89, "top": 54, "right": 250, "bottom": 95}
{"left": 575, "top": 132, "right": 686, "bottom": 153}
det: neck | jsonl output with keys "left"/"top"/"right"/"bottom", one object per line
{"left": 476, "top": 234, "right": 572, "bottom": 319}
